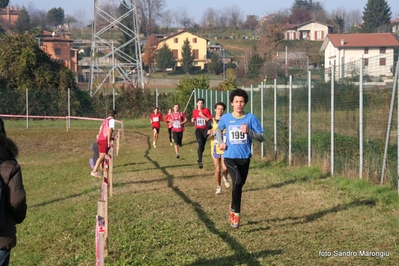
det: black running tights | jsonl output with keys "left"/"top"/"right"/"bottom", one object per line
{"left": 195, "top": 129, "right": 208, "bottom": 163}
{"left": 224, "top": 158, "right": 251, "bottom": 213}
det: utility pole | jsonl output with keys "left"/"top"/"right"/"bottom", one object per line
{"left": 89, "top": 0, "right": 144, "bottom": 96}
{"left": 223, "top": 48, "right": 226, "bottom": 81}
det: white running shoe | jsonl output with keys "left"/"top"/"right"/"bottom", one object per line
{"left": 222, "top": 176, "right": 230, "bottom": 188}
{"left": 215, "top": 186, "right": 222, "bottom": 194}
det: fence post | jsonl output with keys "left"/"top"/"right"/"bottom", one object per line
{"left": 250, "top": 85, "right": 254, "bottom": 155}
{"left": 155, "top": 88, "right": 158, "bottom": 108}
{"left": 274, "top": 79, "right": 277, "bottom": 161}
{"left": 381, "top": 59, "right": 399, "bottom": 184}
{"left": 359, "top": 57, "right": 364, "bottom": 179}
{"left": 96, "top": 201, "right": 106, "bottom": 265}
{"left": 261, "top": 82, "right": 264, "bottom": 159}
{"left": 289, "top": 76, "right": 292, "bottom": 166}
{"left": 331, "top": 65, "right": 335, "bottom": 175}
{"left": 68, "top": 88, "right": 71, "bottom": 130}
{"left": 100, "top": 158, "right": 109, "bottom": 257}
{"left": 109, "top": 142, "right": 114, "bottom": 197}
{"left": 226, "top": 90, "right": 230, "bottom": 113}
{"left": 26, "top": 88, "right": 29, "bottom": 129}
{"left": 308, "top": 71, "right": 312, "bottom": 167}
{"left": 116, "top": 129, "right": 121, "bottom": 156}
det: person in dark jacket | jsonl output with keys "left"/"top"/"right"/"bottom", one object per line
{"left": 0, "top": 118, "right": 27, "bottom": 266}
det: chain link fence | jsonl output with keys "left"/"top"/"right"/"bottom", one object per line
{"left": 1, "top": 53, "right": 398, "bottom": 187}
{"left": 196, "top": 54, "right": 399, "bottom": 187}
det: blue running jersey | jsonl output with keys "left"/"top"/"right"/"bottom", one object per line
{"left": 217, "top": 112, "right": 263, "bottom": 159}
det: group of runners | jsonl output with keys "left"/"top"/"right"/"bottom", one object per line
{"left": 90, "top": 89, "right": 264, "bottom": 229}
{"left": 149, "top": 88, "right": 264, "bottom": 229}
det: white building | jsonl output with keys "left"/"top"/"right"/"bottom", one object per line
{"left": 284, "top": 20, "right": 333, "bottom": 41}
{"left": 320, "top": 33, "right": 399, "bottom": 81}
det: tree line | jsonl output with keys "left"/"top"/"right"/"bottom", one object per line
{"left": 0, "top": 34, "right": 218, "bottom": 118}
{"left": 0, "top": 0, "right": 396, "bottom": 37}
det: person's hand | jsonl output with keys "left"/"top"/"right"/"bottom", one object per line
{"left": 241, "top": 122, "right": 248, "bottom": 134}
{"left": 219, "top": 143, "right": 227, "bottom": 150}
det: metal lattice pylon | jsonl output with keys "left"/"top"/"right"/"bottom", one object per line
{"left": 89, "top": 0, "right": 144, "bottom": 96}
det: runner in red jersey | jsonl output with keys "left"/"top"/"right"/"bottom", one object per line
{"left": 163, "top": 108, "right": 174, "bottom": 146}
{"left": 171, "top": 104, "right": 187, "bottom": 158}
{"left": 150, "top": 107, "right": 163, "bottom": 148}
{"left": 191, "top": 98, "right": 212, "bottom": 168}
{"left": 91, "top": 110, "right": 116, "bottom": 178}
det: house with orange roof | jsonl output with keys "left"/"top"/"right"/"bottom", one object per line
{"left": 156, "top": 30, "right": 208, "bottom": 70}
{"left": 0, "top": 6, "right": 20, "bottom": 26}
{"left": 38, "top": 31, "right": 78, "bottom": 73}
{"left": 320, "top": 33, "right": 399, "bottom": 80}
{"left": 284, "top": 20, "right": 333, "bottom": 41}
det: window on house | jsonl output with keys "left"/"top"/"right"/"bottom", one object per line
{"left": 380, "top": 58, "right": 386, "bottom": 66}
{"left": 315, "top": 31, "right": 323, "bottom": 40}
{"left": 380, "top": 47, "right": 386, "bottom": 54}
{"left": 70, "top": 50, "right": 75, "bottom": 58}
{"left": 192, "top": 38, "right": 197, "bottom": 43}
{"left": 364, "top": 58, "right": 368, "bottom": 66}
{"left": 174, "top": 38, "right": 178, "bottom": 43}
{"left": 54, "top": 48, "right": 61, "bottom": 56}
{"left": 364, "top": 48, "right": 368, "bottom": 54}
{"left": 172, "top": 49, "right": 178, "bottom": 59}
{"left": 193, "top": 49, "right": 198, "bottom": 59}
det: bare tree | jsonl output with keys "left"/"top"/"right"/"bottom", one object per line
{"left": 269, "top": 8, "right": 291, "bottom": 24}
{"left": 95, "top": 0, "right": 119, "bottom": 28}
{"left": 99, "top": 0, "right": 119, "bottom": 18}
{"left": 330, "top": 8, "right": 362, "bottom": 32}
{"left": 30, "top": 9, "right": 48, "bottom": 29}
{"left": 243, "top": 15, "right": 259, "bottom": 31}
{"left": 142, "top": 34, "right": 158, "bottom": 73}
{"left": 137, "top": 0, "right": 165, "bottom": 36}
{"left": 200, "top": 8, "right": 218, "bottom": 29}
{"left": 159, "top": 9, "right": 173, "bottom": 27}
{"left": 225, "top": 4, "right": 244, "bottom": 29}
{"left": 73, "top": 8, "right": 88, "bottom": 33}
{"left": 64, "top": 15, "right": 77, "bottom": 31}
{"left": 346, "top": 9, "right": 362, "bottom": 31}
{"left": 310, "top": 2, "right": 328, "bottom": 22}
{"left": 217, "top": 12, "right": 229, "bottom": 29}
{"left": 257, "top": 10, "right": 289, "bottom": 39}
{"left": 257, "top": 23, "right": 285, "bottom": 60}
{"left": 176, "top": 7, "right": 192, "bottom": 28}
{"left": 290, "top": 7, "right": 312, "bottom": 23}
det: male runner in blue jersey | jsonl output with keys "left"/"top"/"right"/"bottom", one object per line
{"left": 216, "top": 88, "right": 264, "bottom": 229}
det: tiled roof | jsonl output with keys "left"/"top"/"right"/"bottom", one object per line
{"left": 157, "top": 30, "right": 208, "bottom": 42}
{"left": 284, "top": 23, "right": 299, "bottom": 30}
{"left": 327, "top": 33, "right": 399, "bottom": 48}
{"left": 283, "top": 20, "right": 333, "bottom": 30}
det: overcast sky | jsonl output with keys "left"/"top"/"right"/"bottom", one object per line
{"left": 8, "top": 0, "right": 399, "bottom": 23}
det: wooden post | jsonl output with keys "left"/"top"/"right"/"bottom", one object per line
{"left": 120, "top": 122, "right": 124, "bottom": 141}
{"left": 116, "top": 129, "right": 120, "bottom": 156}
{"left": 109, "top": 143, "right": 114, "bottom": 197}
{"left": 100, "top": 158, "right": 109, "bottom": 257}
{"left": 96, "top": 201, "right": 106, "bottom": 264}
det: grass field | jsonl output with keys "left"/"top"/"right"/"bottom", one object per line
{"left": 3, "top": 118, "right": 399, "bottom": 265}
